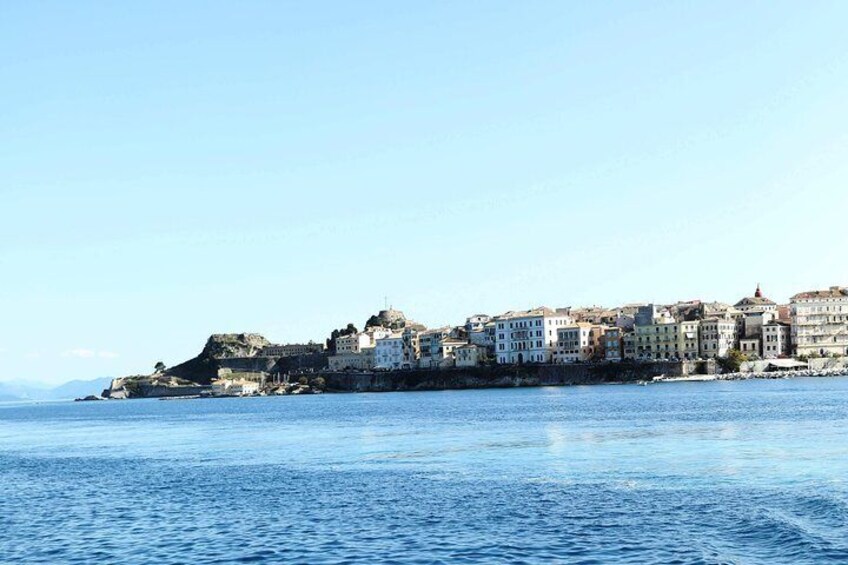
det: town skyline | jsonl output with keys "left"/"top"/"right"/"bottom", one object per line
{"left": 5, "top": 279, "right": 844, "bottom": 388}
{"left": 4, "top": 2, "right": 848, "bottom": 385}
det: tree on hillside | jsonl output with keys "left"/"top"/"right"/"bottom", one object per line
{"left": 154, "top": 361, "right": 166, "bottom": 373}
{"left": 365, "top": 315, "right": 383, "bottom": 329}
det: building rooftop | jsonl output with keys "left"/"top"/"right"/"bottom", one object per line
{"left": 496, "top": 307, "right": 571, "bottom": 320}
{"left": 791, "top": 286, "right": 848, "bottom": 300}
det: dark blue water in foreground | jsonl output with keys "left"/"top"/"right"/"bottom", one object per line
{"left": 2, "top": 377, "right": 848, "bottom": 564}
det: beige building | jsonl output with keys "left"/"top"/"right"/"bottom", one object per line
{"left": 327, "top": 349, "right": 375, "bottom": 371}
{"left": 790, "top": 286, "right": 848, "bottom": 357}
{"left": 739, "top": 338, "right": 760, "bottom": 358}
{"left": 603, "top": 327, "right": 623, "bottom": 361}
{"left": 555, "top": 323, "right": 605, "bottom": 363}
{"left": 635, "top": 315, "right": 700, "bottom": 361}
{"left": 455, "top": 344, "right": 482, "bottom": 368}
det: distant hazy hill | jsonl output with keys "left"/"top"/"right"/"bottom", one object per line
{"left": 0, "top": 377, "right": 112, "bottom": 401}
{"left": 46, "top": 378, "right": 113, "bottom": 400}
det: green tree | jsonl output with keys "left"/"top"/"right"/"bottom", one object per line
{"left": 326, "top": 323, "right": 359, "bottom": 354}
{"left": 154, "top": 361, "right": 166, "bottom": 373}
{"left": 718, "top": 349, "right": 747, "bottom": 373}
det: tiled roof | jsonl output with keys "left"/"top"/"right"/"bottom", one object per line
{"left": 734, "top": 296, "right": 777, "bottom": 307}
{"left": 791, "top": 287, "right": 848, "bottom": 300}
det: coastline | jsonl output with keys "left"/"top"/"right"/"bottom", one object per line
{"left": 100, "top": 363, "right": 848, "bottom": 399}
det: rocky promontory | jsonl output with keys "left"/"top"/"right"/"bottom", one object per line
{"left": 103, "top": 333, "right": 279, "bottom": 399}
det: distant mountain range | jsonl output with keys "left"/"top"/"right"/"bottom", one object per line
{"left": 0, "top": 377, "right": 112, "bottom": 401}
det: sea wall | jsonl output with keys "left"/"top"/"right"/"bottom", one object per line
{"left": 321, "top": 361, "right": 695, "bottom": 393}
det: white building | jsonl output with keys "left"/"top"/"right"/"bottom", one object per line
{"left": 465, "top": 314, "right": 492, "bottom": 332}
{"left": 211, "top": 378, "right": 261, "bottom": 396}
{"left": 762, "top": 321, "right": 790, "bottom": 359}
{"left": 790, "top": 286, "right": 848, "bottom": 357}
{"left": 329, "top": 328, "right": 391, "bottom": 371}
{"left": 374, "top": 333, "right": 405, "bottom": 370}
{"left": 494, "top": 307, "right": 573, "bottom": 365}
{"left": 468, "top": 319, "right": 496, "bottom": 356}
{"left": 335, "top": 332, "right": 373, "bottom": 354}
{"left": 699, "top": 317, "right": 737, "bottom": 359}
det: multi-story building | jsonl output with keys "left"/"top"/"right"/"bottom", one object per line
{"left": 555, "top": 324, "right": 593, "bottom": 363}
{"left": 494, "top": 307, "right": 574, "bottom": 364}
{"left": 790, "top": 286, "right": 848, "bottom": 357}
{"left": 401, "top": 327, "right": 421, "bottom": 368}
{"left": 468, "top": 320, "right": 496, "bottom": 357}
{"left": 328, "top": 328, "right": 392, "bottom": 370}
{"left": 635, "top": 319, "right": 700, "bottom": 361}
{"left": 374, "top": 333, "right": 405, "bottom": 370}
{"left": 603, "top": 327, "right": 623, "bottom": 361}
{"left": 555, "top": 324, "right": 607, "bottom": 363}
{"left": 327, "top": 349, "right": 374, "bottom": 371}
{"left": 455, "top": 344, "right": 482, "bottom": 368}
{"left": 699, "top": 317, "right": 737, "bottom": 359}
{"left": 622, "top": 332, "right": 637, "bottom": 360}
{"left": 465, "top": 315, "right": 492, "bottom": 333}
{"left": 335, "top": 333, "right": 373, "bottom": 354}
{"left": 418, "top": 327, "right": 454, "bottom": 369}
{"left": 762, "top": 320, "right": 790, "bottom": 359}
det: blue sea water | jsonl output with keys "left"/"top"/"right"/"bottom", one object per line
{"left": 2, "top": 378, "right": 848, "bottom": 564}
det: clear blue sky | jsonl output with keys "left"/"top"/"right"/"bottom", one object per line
{"left": 2, "top": 1, "right": 847, "bottom": 385}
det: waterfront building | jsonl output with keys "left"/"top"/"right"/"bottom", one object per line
{"left": 555, "top": 324, "right": 607, "bottom": 363}
{"left": 622, "top": 332, "right": 637, "bottom": 360}
{"left": 468, "top": 318, "right": 497, "bottom": 356}
{"left": 494, "top": 307, "right": 574, "bottom": 364}
{"left": 790, "top": 286, "right": 848, "bottom": 357}
{"left": 211, "top": 378, "right": 261, "bottom": 396}
{"left": 455, "top": 344, "right": 482, "bottom": 368}
{"left": 634, "top": 305, "right": 700, "bottom": 361}
{"left": 401, "top": 327, "right": 421, "bottom": 368}
{"left": 374, "top": 333, "right": 405, "bottom": 370}
{"left": 762, "top": 320, "right": 790, "bottom": 359}
{"left": 603, "top": 327, "right": 623, "bottom": 361}
{"left": 699, "top": 317, "right": 737, "bottom": 359}
{"left": 418, "top": 327, "right": 454, "bottom": 369}
{"left": 327, "top": 349, "right": 374, "bottom": 371}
